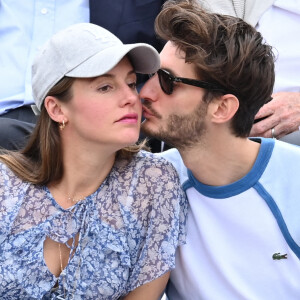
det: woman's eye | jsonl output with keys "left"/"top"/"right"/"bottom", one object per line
{"left": 128, "top": 82, "right": 137, "bottom": 90}
{"left": 98, "top": 85, "right": 112, "bottom": 92}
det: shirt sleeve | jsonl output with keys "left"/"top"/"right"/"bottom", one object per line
{"left": 0, "top": 162, "right": 24, "bottom": 243}
{"left": 124, "top": 154, "right": 188, "bottom": 292}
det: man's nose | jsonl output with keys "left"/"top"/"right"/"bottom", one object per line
{"left": 140, "top": 74, "right": 159, "bottom": 102}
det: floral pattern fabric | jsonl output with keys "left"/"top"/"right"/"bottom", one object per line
{"left": 0, "top": 151, "right": 187, "bottom": 300}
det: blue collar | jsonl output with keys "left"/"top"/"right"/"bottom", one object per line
{"left": 183, "top": 138, "right": 275, "bottom": 198}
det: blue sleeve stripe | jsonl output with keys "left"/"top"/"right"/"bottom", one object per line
{"left": 254, "top": 182, "right": 300, "bottom": 259}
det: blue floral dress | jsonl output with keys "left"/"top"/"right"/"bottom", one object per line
{"left": 0, "top": 151, "right": 187, "bottom": 300}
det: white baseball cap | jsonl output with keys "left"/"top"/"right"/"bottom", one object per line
{"left": 32, "top": 23, "right": 160, "bottom": 112}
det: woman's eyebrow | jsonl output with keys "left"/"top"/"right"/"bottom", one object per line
{"left": 89, "top": 69, "right": 136, "bottom": 83}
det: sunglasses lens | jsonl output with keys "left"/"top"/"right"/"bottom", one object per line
{"left": 158, "top": 70, "right": 173, "bottom": 95}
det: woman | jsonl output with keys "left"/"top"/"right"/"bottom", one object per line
{"left": 0, "top": 23, "right": 187, "bottom": 299}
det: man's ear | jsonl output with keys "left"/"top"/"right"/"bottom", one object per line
{"left": 44, "top": 96, "right": 68, "bottom": 123}
{"left": 210, "top": 94, "right": 239, "bottom": 124}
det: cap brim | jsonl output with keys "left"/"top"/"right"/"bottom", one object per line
{"left": 66, "top": 43, "right": 160, "bottom": 78}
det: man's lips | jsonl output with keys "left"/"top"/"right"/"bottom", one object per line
{"left": 142, "top": 105, "right": 155, "bottom": 118}
{"left": 116, "top": 113, "right": 138, "bottom": 123}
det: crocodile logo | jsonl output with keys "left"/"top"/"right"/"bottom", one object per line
{"left": 272, "top": 253, "right": 287, "bottom": 260}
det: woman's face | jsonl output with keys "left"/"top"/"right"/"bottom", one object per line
{"left": 63, "top": 57, "right": 141, "bottom": 150}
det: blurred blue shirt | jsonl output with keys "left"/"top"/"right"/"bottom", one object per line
{"left": 0, "top": 0, "right": 89, "bottom": 115}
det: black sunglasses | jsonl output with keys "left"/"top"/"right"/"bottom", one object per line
{"left": 150, "top": 68, "right": 229, "bottom": 95}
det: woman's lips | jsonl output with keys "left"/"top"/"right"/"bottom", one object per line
{"left": 116, "top": 113, "right": 138, "bottom": 123}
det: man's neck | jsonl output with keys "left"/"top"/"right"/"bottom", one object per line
{"left": 179, "top": 136, "right": 261, "bottom": 187}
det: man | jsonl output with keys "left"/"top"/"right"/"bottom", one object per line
{"left": 140, "top": 0, "right": 300, "bottom": 299}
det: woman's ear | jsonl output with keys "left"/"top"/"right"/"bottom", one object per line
{"left": 44, "top": 96, "right": 67, "bottom": 124}
{"left": 210, "top": 94, "right": 239, "bottom": 124}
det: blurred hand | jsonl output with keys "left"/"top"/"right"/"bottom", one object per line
{"left": 250, "top": 92, "right": 300, "bottom": 139}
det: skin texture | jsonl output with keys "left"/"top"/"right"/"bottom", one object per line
{"left": 123, "top": 273, "right": 169, "bottom": 300}
{"left": 250, "top": 92, "right": 300, "bottom": 139}
{"left": 51, "top": 58, "right": 142, "bottom": 153}
{"left": 141, "top": 42, "right": 209, "bottom": 150}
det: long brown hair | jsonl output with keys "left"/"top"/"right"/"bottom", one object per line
{"left": 0, "top": 77, "right": 147, "bottom": 185}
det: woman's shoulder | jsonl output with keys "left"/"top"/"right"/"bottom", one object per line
{"left": 128, "top": 150, "right": 180, "bottom": 173}
{"left": 0, "top": 161, "right": 30, "bottom": 209}
{"left": 0, "top": 161, "right": 25, "bottom": 186}
{"left": 112, "top": 150, "right": 186, "bottom": 209}
{"left": 0, "top": 162, "right": 30, "bottom": 240}
{"left": 0, "top": 160, "right": 10, "bottom": 172}
{"left": 113, "top": 151, "right": 183, "bottom": 191}
{"left": 0, "top": 161, "right": 18, "bottom": 183}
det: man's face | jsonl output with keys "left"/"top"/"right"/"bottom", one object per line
{"left": 140, "top": 41, "right": 209, "bottom": 149}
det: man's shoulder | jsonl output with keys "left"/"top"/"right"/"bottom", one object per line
{"left": 274, "top": 139, "right": 300, "bottom": 160}
{"left": 258, "top": 138, "right": 300, "bottom": 190}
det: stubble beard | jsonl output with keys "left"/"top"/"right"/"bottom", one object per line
{"left": 141, "top": 101, "right": 208, "bottom": 151}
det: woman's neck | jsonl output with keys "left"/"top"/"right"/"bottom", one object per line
{"left": 48, "top": 149, "right": 116, "bottom": 209}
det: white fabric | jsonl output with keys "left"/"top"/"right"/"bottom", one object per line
{"left": 160, "top": 138, "right": 300, "bottom": 299}
{"left": 256, "top": 0, "right": 300, "bottom": 93}
{"left": 199, "top": 0, "right": 275, "bottom": 26}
